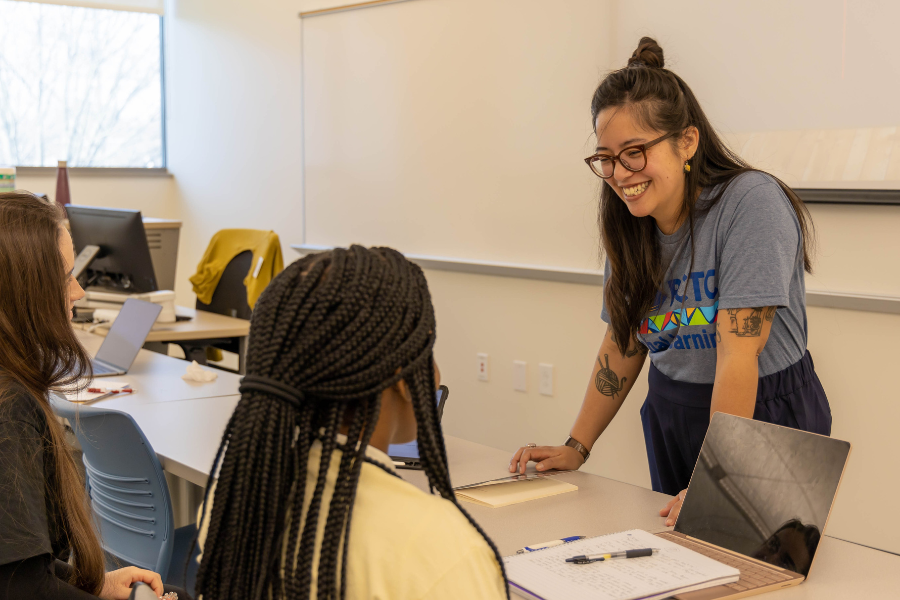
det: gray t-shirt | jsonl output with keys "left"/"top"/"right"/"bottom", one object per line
{"left": 601, "top": 171, "right": 807, "bottom": 384}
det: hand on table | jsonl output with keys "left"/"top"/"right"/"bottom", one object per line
{"left": 660, "top": 489, "right": 687, "bottom": 527}
{"left": 509, "top": 444, "right": 584, "bottom": 474}
{"left": 100, "top": 566, "right": 164, "bottom": 600}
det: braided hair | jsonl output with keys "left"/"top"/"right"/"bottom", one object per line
{"left": 194, "top": 245, "right": 508, "bottom": 600}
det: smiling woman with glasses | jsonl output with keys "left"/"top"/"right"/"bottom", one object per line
{"left": 510, "top": 37, "right": 831, "bottom": 529}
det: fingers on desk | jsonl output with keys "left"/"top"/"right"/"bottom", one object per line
{"left": 509, "top": 445, "right": 556, "bottom": 473}
{"left": 660, "top": 489, "right": 687, "bottom": 526}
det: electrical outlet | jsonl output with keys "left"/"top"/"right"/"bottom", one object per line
{"left": 539, "top": 363, "right": 553, "bottom": 396}
{"left": 476, "top": 353, "right": 489, "bottom": 381}
{"left": 513, "top": 360, "right": 527, "bottom": 392}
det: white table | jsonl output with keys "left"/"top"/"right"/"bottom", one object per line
{"left": 73, "top": 330, "right": 241, "bottom": 486}
{"left": 404, "top": 438, "right": 900, "bottom": 599}
{"left": 69, "top": 335, "right": 899, "bottom": 598}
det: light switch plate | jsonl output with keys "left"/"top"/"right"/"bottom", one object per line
{"left": 539, "top": 363, "right": 553, "bottom": 396}
{"left": 513, "top": 360, "right": 527, "bottom": 392}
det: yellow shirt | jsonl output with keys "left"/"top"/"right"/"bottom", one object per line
{"left": 198, "top": 436, "right": 506, "bottom": 600}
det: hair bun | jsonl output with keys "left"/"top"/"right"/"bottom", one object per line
{"left": 627, "top": 36, "right": 664, "bottom": 69}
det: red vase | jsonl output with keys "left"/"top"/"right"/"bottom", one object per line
{"left": 55, "top": 160, "right": 71, "bottom": 208}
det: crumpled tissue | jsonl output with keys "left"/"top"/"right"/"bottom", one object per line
{"left": 182, "top": 360, "right": 218, "bottom": 383}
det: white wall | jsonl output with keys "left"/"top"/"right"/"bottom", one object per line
{"left": 302, "top": 0, "right": 610, "bottom": 270}
{"left": 613, "top": 0, "right": 900, "bottom": 132}
{"left": 162, "top": 0, "right": 305, "bottom": 307}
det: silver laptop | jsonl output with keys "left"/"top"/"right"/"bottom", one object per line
{"left": 655, "top": 413, "right": 851, "bottom": 599}
{"left": 91, "top": 298, "right": 162, "bottom": 377}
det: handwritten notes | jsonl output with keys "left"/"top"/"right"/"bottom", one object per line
{"left": 504, "top": 529, "right": 739, "bottom": 600}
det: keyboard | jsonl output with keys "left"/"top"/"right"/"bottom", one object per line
{"left": 657, "top": 532, "right": 793, "bottom": 593}
{"left": 91, "top": 361, "right": 119, "bottom": 375}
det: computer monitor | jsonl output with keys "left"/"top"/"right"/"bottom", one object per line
{"left": 67, "top": 206, "right": 158, "bottom": 294}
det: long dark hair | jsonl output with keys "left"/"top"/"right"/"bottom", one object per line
{"left": 195, "top": 245, "right": 508, "bottom": 600}
{"left": 0, "top": 192, "right": 105, "bottom": 594}
{"left": 592, "top": 38, "right": 815, "bottom": 353}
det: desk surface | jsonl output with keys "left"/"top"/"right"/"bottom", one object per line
{"left": 75, "top": 329, "right": 242, "bottom": 406}
{"left": 67, "top": 343, "right": 896, "bottom": 598}
{"left": 72, "top": 330, "right": 241, "bottom": 484}
{"left": 404, "top": 437, "right": 899, "bottom": 599}
{"left": 75, "top": 306, "right": 250, "bottom": 342}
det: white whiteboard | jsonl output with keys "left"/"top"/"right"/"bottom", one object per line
{"left": 302, "top": 0, "right": 611, "bottom": 271}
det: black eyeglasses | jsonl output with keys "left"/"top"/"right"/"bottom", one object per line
{"left": 584, "top": 131, "right": 678, "bottom": 179}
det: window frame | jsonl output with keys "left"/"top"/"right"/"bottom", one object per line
{"left": 2, "top": 3, "right": 168, "bottom": 172}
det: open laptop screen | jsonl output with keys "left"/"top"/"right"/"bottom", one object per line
{"left": 94, "top": 298, "right": 162, "bottom": 371}
{"left": 675, "top": 414, "right": 850, "bottom": 576}
{"left": 388, "top": 386, "right": 448, "bottom": 462}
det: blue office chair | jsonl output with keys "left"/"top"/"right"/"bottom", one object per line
{"left": 51, "top": 395, "right": 178, "bottom": 580}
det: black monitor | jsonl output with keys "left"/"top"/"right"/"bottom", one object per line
{"left": 67, "top": 206, "right": 158, "bottom": 293}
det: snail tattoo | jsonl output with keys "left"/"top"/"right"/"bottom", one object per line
{"left": 595, "top": 354, "right": 627, "bottom": 398}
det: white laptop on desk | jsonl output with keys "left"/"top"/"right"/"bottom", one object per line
{"left": 90, "top": 298, "right": 162, "bottom": 377}
{"left": 655, "top": 413, "right": 851, "bottom": 599}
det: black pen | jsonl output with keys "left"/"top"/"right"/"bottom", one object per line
{"left": 565, "top": 548, "right": 660, "bottom": 564}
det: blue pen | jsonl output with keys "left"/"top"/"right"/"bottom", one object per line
{"left": 516, "top": 536, "right": 585, "bottom": 554}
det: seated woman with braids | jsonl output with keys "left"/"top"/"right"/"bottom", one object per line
{"left": 195, "top": 246, "right": 507, "bottom": 600}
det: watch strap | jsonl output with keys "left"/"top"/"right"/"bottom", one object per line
{"left": 564, "top": 436, "right": 590, "bottom": 463}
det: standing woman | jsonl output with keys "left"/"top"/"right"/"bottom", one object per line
{"left": 510, "top": 38, "right": 831, "bottom": 523}
{"left": 0, "top": 192, "right": 184, "bottom": 599}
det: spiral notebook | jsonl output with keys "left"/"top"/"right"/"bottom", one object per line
{"left": 504, "top": 529, "right": 740, "bottom": 600}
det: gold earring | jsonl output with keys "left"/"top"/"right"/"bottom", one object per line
{"left": 684, "top": 161, "right": 691, "bottom": 173}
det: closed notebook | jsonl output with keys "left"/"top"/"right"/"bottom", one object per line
{"left": 455, "top": 477, "right": 577, "bottom": 508}
{"left": 504, "top": 529, "right": 740, "bottom": 600}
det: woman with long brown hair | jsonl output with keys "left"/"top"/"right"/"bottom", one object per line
{"left": 0, "top": 192, "right": 184, "bottom": 599}
{"left": 510, "top": 38, "right": 831, "bottom": 523}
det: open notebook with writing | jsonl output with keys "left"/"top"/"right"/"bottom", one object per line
{"left": 504, "top": 529, "right": 739, "bottom": 600}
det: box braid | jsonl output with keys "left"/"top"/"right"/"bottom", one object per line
{"left": 194, "top": 245, "right": 508, "bottom": 600}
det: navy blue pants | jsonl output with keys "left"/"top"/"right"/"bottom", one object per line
{"left": 641, "top": 350, "right": 832, "bottom": 495}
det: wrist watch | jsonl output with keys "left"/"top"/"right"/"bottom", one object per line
{"left": 564, "top": 436, "right": 590, "bottom": 463}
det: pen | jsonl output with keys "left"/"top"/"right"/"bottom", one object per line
{"left": 84, "top": 388, "right": 135, "bottom": 403}
{"left": 565, "top": 548, "right": 660, "bottom": 564}
{"left": 516, "top": 536, "right": 585, "bottom": 554}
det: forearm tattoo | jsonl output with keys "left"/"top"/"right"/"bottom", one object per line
{"left": 726, "top": 307, "right": 763, "bottom": 337}
{"left": 595, "top": 354, "right": 627, "bottom": 398}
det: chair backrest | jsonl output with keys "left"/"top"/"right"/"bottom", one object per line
{"left": 196, "top": 249, "right": 253, "bottom": 320}
{"left": 51, "top": 396, "right": 175, "bottom": 579}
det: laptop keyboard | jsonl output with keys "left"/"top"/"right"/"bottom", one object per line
{"left": 91, "top": 361, "right": 118, "bottom": 375}
{"left": 657, "top": 532, "right": 793, "bottom": 592}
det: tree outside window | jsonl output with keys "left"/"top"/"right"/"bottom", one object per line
{"left": 0, "top": 1, "right": 164, "bottom": 168}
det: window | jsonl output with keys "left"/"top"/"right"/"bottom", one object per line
{"left": 0, "top": 1, "right": 164, "bottom": 168}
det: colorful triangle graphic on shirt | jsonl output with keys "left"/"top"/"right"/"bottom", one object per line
{"left": 687, "top": 308, "right": 709, "bottom": 326}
